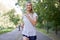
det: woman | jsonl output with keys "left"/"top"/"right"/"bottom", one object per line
{"left": 21, "top": 2, "right": 38, "bottom": 40}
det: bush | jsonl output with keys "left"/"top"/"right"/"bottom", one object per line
{"left": 0, "top": 26, "right": 14, "bottom": 34}
{"left": 36, "top": 22, "right": 44, "bottom": 28}
{"left": 0, "top": 26, "right": 5, "bottom": 30}
{"left": 7, "top": 27, "right": 14, "bottom": 29}
{"left": 0, "top": 29, "right": 13, "bottom": 34}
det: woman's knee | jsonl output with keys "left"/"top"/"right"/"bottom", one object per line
{"left": 23, "top": 36, "right": 29, "bottom": 40}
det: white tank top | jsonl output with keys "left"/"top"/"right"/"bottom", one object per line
{"left": 22, "top": 13, "right": 38, "bottom": 36}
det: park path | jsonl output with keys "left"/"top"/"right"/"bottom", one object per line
{"left": 0, "top": 28, "right": 52, "bottom": 40}
{"left": 0, "top": 28, "right": 22, "bottom": 40}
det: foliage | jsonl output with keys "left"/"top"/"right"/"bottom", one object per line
{"left": 0, "top": 26, "right": 14, "bottom": 34}
{"left": 6, "top": 9, "right": 20, "bottom": 25}
{"left": 32, "top": 0, "right": 60, "bottom": 34}
{"left": 0, "top": 26, "right": 5, "bottom": 30}
{"left": 0, "top": 29, "right": 13, "bottom": 34}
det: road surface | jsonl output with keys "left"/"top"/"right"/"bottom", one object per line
{"left": 0, "top": 28, "right": 52, "bottom": 40}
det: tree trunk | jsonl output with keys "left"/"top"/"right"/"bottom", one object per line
{"left": 55, "top": 25, "right": 58, "bottom": 34}
{"left": 46, "top": 21, "right": 49, "bottom": 33}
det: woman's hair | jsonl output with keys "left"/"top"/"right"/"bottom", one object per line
{"left": 26, "top": 1, "right": 33, "bottom": 13}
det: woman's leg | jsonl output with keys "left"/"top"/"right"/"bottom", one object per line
{"left": 23, "top": 36, "right": 29, "bottom": 40}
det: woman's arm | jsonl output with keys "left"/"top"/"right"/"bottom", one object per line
{"left": 26, "top": 14, "right": 37, "bottom": 26}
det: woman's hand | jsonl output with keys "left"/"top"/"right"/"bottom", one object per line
{"left": 26, "top": 14, "right": 37, "bottom": 26}
{"left": 26, "top": 14, "right": 30, "bottom": 18}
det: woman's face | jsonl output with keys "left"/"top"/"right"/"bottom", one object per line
{"left": 26, "top": 3, "right": 32, "bottom": 11}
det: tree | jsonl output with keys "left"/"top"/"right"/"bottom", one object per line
{"left": 33, "top": 0, "right": 60, "bottom": 34}
{"left": 5, "top": 9, "right": 20, "bottom": 26}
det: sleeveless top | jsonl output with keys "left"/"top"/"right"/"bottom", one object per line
{"left": 22, "top": 13, "right": 38, "bottom": 36}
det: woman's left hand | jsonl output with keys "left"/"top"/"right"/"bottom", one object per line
{"left": 26, "top": 14, "right": 30, "bottom": 18}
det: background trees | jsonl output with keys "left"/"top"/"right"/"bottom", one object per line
{"left": 33, "top": 0, "right": 60, "bottom": 34}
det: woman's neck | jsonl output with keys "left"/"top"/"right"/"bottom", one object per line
{"left": 26, "top": 11, "right": 33, "bottom": 14}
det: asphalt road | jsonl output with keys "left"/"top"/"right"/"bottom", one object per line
{"left": 0, "top": 28, "right": 52, "bottom": 40}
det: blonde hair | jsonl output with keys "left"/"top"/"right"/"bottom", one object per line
{"left": 26, "top": 1, "right": 34, "bottom": 13}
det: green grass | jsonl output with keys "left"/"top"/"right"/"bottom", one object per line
{"left": 36, "top": 27, "right": 60, "bottom": 40}
{"left": 0, "top": 29, "right": 13, "bottom": 34}
{"left": 36, "top": 27, "right": 47, "bottom": 34}
{"left": 36, "top": 27, "right": 52, "bottom": 38}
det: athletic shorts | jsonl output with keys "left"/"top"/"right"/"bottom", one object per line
{"left": 23, "top": 34, "right": 37, "bottom": 40}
